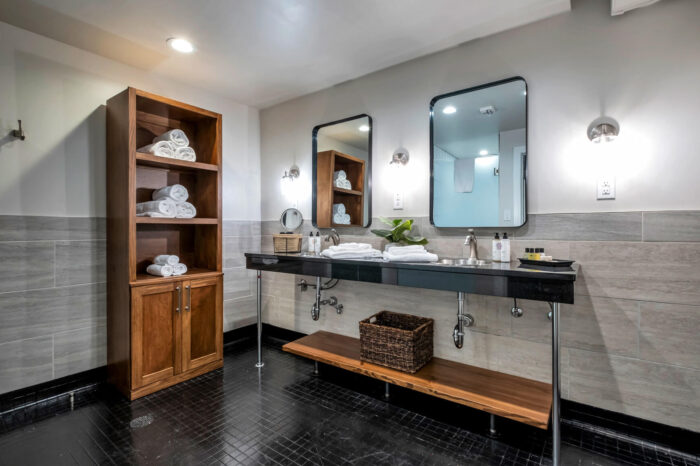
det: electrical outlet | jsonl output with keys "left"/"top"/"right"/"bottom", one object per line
{"left": 597, "top": 177, "right": 616, "bottom": 200}
{"left": 393, "top": 192, "right": 404, "bottom": 210}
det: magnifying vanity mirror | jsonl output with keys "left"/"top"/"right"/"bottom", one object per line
{"left": 430, "top": 77, "right": 527, "bottom": 228}
{"left": 312, "top": 114, "right": 372, "bottom": 228}
{"left": 280, "top": 207, "right": 303, "bottom": 232}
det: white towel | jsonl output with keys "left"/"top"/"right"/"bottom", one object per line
{"left": 175, "top": 202, "right": 197, "bottom": 219}
{"left": 152, "top": 184, "right": 189, "bottom": 203}
{"left": 382, "top": 250, "right": 438, "bottom": 263}
{"left": 334, "top": 178, "right": 352, "bottom": 189}
{"left": 172, "top": 263, "right": 187, "bottom": 276}
{"left": 174, "top": 146, "right": 196, "bottom": 162}
{"left": 454, "top": 158, "right": 475, "bottom": 193}
{"left": 321, "top": 248, "right": 383, "bottom": 259}
{"left": 136, "top": 199, "right": 176, "bottom": 217}
{"left": 146, "top": 264, "right": 173, "bottom": 277}
{"left": 333, "top": 170, "right": 347, "bottom": 181}
{"left": 153, "top": 129, "right": 189, "bottom": 147}
{"left": 138, "top": 141, "right": 176, "bottom": 158}
{"left": 333, "top": 213, "right": 351, "bottom": 225}
{"left": 328, "top": 243, "right": 372, "bottom": 251}
{"left": 385, "top": 245, "right": 427, "bottom": 255}
{"left": 332, "top": 203, "right": 346, "bottom": 215}
{"left": 153, "top": 254, "right": 179, "bottom": 266}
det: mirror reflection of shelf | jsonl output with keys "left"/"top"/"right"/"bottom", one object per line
{"left": 316, "top": 150, "right": 365, "bottom": 228}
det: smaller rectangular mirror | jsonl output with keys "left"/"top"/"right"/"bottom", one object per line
{"left": 313, "top": 115, "right": 372, "bottom": 228}
{"left": 430, "top": 77, "right": 527, "bottom": 228}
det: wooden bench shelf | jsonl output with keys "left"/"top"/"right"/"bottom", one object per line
{"left": 283, "top": 331, "right": 552, "bottom": 429}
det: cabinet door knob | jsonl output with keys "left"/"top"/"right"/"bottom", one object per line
{"left": 176, "top": 286, "right": 181, "bottom": 313}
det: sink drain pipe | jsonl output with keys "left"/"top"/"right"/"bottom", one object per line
{"left": 453, "top": 292, "right": 474, "bottom": 348}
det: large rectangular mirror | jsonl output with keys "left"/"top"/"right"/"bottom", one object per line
{"left": 313, "top": 114, "right": 372, "bottom": 228}
{"left": 430, "top": 77, "right": 527, "bottom": 228}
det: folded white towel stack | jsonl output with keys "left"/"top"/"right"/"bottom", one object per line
{"left": 321, "top": 245, "right": 383, "bottom": 259}
{"left": 136, "top": 199, "right": 176, "bottom": 218}
{"left": 172, "top": 263, "right": 188, "bottom": 276}
{"left": 382, "top": 245, "right": 438, "bottom": 263}
{"left": 152, "top": 184, "right": 189, "bottom": 203}
{"left": 175, "top": 202, "right": 197, "bottom": 219}
{"left": 333, "top": 170, "right": 352, "bottom": 189}
{"left": 153, "top": 254, "right": 179, "bottom": 266}
{"left": 332, "top": 203, "right": 351, "bottom": 224}
{"left": 138, "top": 141, "right": 176, "bottom": 158}
{"left": 153, "top": 129, "right": 189, "bottom": 147}
{"left": 332, "top": 203, "right": 345, "bottom": 215}
{"left": 333, "top": 170, "right": 347, "bottom": 181}
{"left": 146, "top": 264, "right": 173, "bottom": 277}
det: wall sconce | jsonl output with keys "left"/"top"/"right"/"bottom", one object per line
{"left": 390, "top": 149, "right": 409, "bottom": 166}
{"left": 587, "top": 117, "right": 619, "bottom": 143}
{"left": 281, "top": 164, "right": 300, "bottom": 206}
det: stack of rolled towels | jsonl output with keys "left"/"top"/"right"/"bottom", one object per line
{"left": 382, "top": 244, "right": 438, "bottom": 263}
{"left": 136, "top": 184, "right": 197, "bottom": 218}
{"left": 333, "top": 170, "right": 352, "bottom": 190}
{"left": 146, "top": 254, "right": 188, "bottom": 277}
{"left": 332, "top": 203, "right": 351, "bottom": 225}
{"left": 138, "top": 129, "right": 197, "bottom": 162}
{"left": 320, "top": 243, "right": 382, "bottom": 259}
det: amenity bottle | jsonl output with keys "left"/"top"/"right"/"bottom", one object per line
{"left": 500, "top": 233, "right": 510, "bottom": 263}
{"left": 492, "top": 233, "right": 501, "bottom": 262}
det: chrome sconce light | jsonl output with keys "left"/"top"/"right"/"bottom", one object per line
{"left": 587, "top": 117, "right": 619, "bottom": 143}
{"left": 390, "top": 149, "right": 409, "bottom": 166}
{"left": 282, "top": 164, "right": 300, "bottom": 181}
{"left": 281, "top": 164, "right": 300, "bottom": 206}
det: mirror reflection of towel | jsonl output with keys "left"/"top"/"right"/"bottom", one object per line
{"left": 454, "top": 158, "right": 474, "bottom": 193}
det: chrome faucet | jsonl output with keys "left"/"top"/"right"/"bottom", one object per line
{"left": 464, "top": 228, "right": 478, "bottom": 265}
{"left": 325, "top": 228, "right": 340, "bottom": 246}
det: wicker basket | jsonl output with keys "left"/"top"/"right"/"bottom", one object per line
{"left": 359, "top": 311, "right": 434, "bottom": 373}
{"left": 272, "top": 233, "right": 302, "bottom": 253}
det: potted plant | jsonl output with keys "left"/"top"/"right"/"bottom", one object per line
{"left": 371, "top": 217, "right": 428, "bottom": 248}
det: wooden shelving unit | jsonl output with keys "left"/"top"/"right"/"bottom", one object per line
{"left": 107, "top": 87, "right": 223, "bottom": 400}
{"left": 284, "top": 331, "right": 553, "bottom": 429}
{"left": 316, "top": 150, "right": 365, "bottom": 228}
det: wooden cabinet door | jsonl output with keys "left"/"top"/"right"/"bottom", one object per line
{"left": 182, "top": 276, "right": 222, "bottom": 372}
{"left": 131, "top": 282, "right": 182, "bottom": 389}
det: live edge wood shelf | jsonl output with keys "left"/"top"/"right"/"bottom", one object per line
{"left": 107, "top": 87, "right": 223, "bottom": 400}
{"left": 284, "top": 331, "right": 552, "bottom": 429}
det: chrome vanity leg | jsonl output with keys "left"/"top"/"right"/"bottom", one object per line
{"left": 255, "top": 270, "right": 264, "bottom": 368}
{"left": 489, "top": 414, "right": 498, "bottom": 437}
{"left": 313, "top": 361, "right": 319, "bottom": 376}
{"left": 551, "top": 302, "right": 561, "bottom": 466}
{"left": 384, "top": 382, "right": 390, "bottom": 400}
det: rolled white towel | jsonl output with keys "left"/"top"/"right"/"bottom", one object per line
{"left": 136, "top": 199, "right": 176, "bottom": 218}
{"left": 153, "top": 129, "right": 189, "bottom": 147}
{"left": 146, "top": 264, "right": 173, "bottom": 277}
{"left": 382, "top": 250, "right": 438, "bottom": 263}
{"left": 152, "top": 184, "right": 189, "bottom": 203}
{"left": 334, "top": 178, "right": 352, "bottom": 189}
{"left": 333, "top": 170, "right": 347, "bottom": 181}
{"left": 153, "top": 254, "right": 179, "bottom": 266}
{"left": 333, "top": 213, "right": 351, "bottom": 225}
{"left": 175, "top": 202, "right": 197, "bottom": 219}
{"left": 329, "top": 243, "right": 372, "bottom": 251}
{"left": 332, "top": 203, "right": 346, "bottom": 215}
{"left": 321, "top": 248, "right": 383, "bottom": 259}
{"left": 385, "top": 245, "right": 427, "bottom": 255}
{"left": 138, "top": 141, "right": 176, "bottom": 158}
{"left": 174, "top": 146, "right": 196, "bottom": 162}
{"left": 172, "top": 263, "right": 188, "bottom": 276}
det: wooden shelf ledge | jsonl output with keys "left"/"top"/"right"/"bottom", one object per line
{"left": 136, "top": 152, "right": 219, "bottom": 172}
{"left": 135, "top": 217, "right": 218, "bottom": 225}
{"left": 131, "top": 268, "right": 221, "bottom": 286}
{"left": 283, "top": 331, "right": 552, "bottom": 429}
{"left": 333, "top": 187, "right": 363, "bottom": 196}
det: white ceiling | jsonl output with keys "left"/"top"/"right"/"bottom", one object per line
{"left": 0, "top": 0, "right": 571, "bottom": 108}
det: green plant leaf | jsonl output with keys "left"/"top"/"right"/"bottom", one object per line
{"left": 378, "top": 217, "right": 395, "bottom": 227}
{"left": 403, "top": 235, "right": 429, "bottom": 245}
{"left": 370, "top": 229, "right": 393, "bottom": 240}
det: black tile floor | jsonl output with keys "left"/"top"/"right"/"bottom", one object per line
{"left": 1, "top": 338, "right": 698, "bottom": 466}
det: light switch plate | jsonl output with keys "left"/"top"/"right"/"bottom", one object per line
{"left": 597, "top": 177, "right": 616, "bottom": 200}
{"left": 393, "top": 192, "right": 404, "bottom": 210}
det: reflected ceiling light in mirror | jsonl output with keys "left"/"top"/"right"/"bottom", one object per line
{"left": 588, "top": 117, "right": 620, "bottom": 143}
{"left": 479, "top": 149, "right": 489, "bottom": 156}
{"left": 166, "top": 37, "right": 195, "bottom": 53}
{"left": 358, "top": 124, "right": 370, "bottom": 132}
{"left": 442, "top": 105, "right": 457, "bottom": 115}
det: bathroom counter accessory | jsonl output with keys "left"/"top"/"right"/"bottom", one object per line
{"left": 518, "top": 258, "right": 574, "bottom": 268}
{"left": 284, "top": 331, "right": 552, "bottom": 429}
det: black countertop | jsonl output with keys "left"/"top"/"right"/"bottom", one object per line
{"left": 245, "top": 252, "right": 577, "bottom": 304}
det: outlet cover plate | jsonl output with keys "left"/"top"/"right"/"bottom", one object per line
{"left": 597, "top": 177, "right": 616, "bottom": 200}
{"left": 393, "top": 192, "right": 404, "bottom": 210}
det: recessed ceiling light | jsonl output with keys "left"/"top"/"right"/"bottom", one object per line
{"left": 479, "top": 149, "right": 488, "bottom": 156}
{"left": 523, "top": 90, "right": 527, "bottom": 96}
{"left": 167, "top": 37, "right": 194, "bottom": 53}
{"left": 442, "top": 105, "right": 457, "bottom": 115}
{"left": 358, "top": 124, "right": 370, "bottom": 132}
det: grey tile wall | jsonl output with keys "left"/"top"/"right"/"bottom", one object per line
{"left": 260, "top": 211, "right": 700, "bottom": 432}
{"left": 222, "top": 220, "right": 261, "bottom": 333}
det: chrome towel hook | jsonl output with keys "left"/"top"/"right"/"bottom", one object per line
{"left": 12, "top": 120, "right": 25, "bottom": 141}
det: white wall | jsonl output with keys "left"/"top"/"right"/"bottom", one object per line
{"left": 0, "top": 21, "right": 260, "bottom": 221}
{"left": 260, "top": 0, "right": 700, "bottom": 220}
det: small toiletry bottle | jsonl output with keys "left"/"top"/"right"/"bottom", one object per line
{"left": 492, "top": 233, "right": 501, "bottom": 262}
{"left": 314, "top": 231, "right": 321, "bottom": 254}
{"left": 534, "top": 248, "right": 542, "bottom": 260}
{"left": 308, "top": 232, "right": 315, "bottom": 254}
{"left": 527, "top": 248, "right": 535, "bottom": 260}
{"left": 500, "top": 233, "right": 510, "bottom": 263}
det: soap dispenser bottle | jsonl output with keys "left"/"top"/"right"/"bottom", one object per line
{"left": 314, "top": 231, "right": 321, "bottom": 254}
{"left": 492, "top": 233, "right": 501, "bottom": 262}
{"left": 500, "top": 233, "right": 511, "bottom": 263}
{"left": 308, "top": 232, "right": 315, "bottom": 254}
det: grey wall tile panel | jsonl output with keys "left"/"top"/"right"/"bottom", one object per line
{"left": 638, "top": 301, "right": 700, "bottom": 370}
{"left": 0, "top": 242, "right": 55, "bottom": 293}
{"left": 516, "top": 213, "right": 642, "bottom": 242}
{"left": 53, "top": 325, "right": 106, "bottom": 378}
{"left": 223, "top": 220, "right": 261, "bottom": 237}
{"left": 0, "top": 216, "right": 105, "bottom": 242}
{"left": 223, "top": 235, "right": 261, "bottom": 268}
{"left": 223, "top": 296, "right": 257, "bottom": 332}
{"left": 643, "top": 211, "right": 700, "bottom": 242}
{"left": 223, "top": 267, "right": 256, "bottom": 301}
{"left": 55, "top": 240, "right": 106, "bottom": 286}
{"left": 0, "top": 283, "right": 106, "bottom": 344}
{"left": 0, "top": 336, "right": 53, "bottom": 394}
